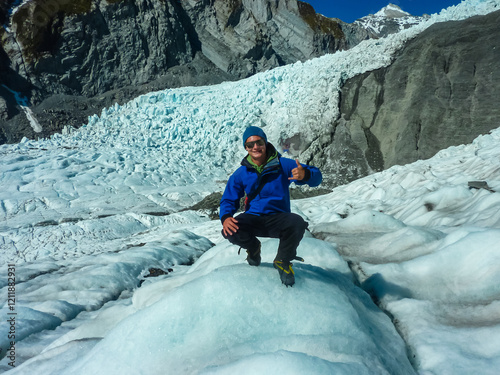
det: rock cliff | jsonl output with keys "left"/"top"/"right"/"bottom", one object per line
{"left": 306, "top": 10, "right": 500, "bottom": 186}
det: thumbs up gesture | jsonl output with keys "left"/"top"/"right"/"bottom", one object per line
{"left": 289, "top": 159, "right": 306, "bottom": 181}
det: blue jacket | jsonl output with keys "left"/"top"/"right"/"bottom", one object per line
{"left": 220, "top": 143, "right": 322, "bottom": 222}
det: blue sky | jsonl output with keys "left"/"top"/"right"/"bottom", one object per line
{"left": 303, "top": 0, "right": 464, "bottom": 23}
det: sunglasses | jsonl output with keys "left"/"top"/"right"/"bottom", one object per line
{"left": 245, "top": 139, "right": 266, "bottom": 149}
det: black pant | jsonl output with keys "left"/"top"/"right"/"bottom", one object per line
{"left": 222, "top": 212, "right": 308, "bottom": 263}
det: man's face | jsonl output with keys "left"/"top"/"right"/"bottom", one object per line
{"left": 245, "top": 136, "right": 267, "bottom": 165}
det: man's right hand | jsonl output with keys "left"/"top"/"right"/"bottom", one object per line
{"left": 222, "top": 217, "right": 239, "bottom": 236}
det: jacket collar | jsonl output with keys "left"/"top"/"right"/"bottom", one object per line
{"left": 241, "top": 142, "right": 280, "bottom": 173}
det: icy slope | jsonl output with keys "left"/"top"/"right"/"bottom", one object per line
{"left": 3, "top": 126, "right": 500, "bottom": 374}
{"left": 298, "top": 127, "right": 500, "bottom": 374}
{"left": 2, "top": 238, "right": 416, "bottom": 375}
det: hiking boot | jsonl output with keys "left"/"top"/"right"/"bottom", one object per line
{"left": 246, "top": 243, "right": 261, "bottom": 267}
{"left": 273, "top": 260, "right": 295, "bottom": 287}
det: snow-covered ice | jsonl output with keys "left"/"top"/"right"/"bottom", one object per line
{"left": 1, "top": 0, "right": 500, "bottom": 374}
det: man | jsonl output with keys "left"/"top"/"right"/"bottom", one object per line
{"left": 220, "top": 126, "right": 322, "bottom": 287}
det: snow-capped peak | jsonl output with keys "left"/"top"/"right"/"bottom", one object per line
{"left": 374, "top": 3, "right": 411, "bottom": 18}
{"left": 355, "top": 3, "right": 424, "bottom": 37}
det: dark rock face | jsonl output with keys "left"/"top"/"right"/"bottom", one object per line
{"left": 9, "top": 0, "right": 201, "bottom": 99}
{"left": 1, "top": 0, "right": 215, "bottom": 142}
{"left": 0, "top": 0, "right": 362, "bottom": 144}
{"left": 179, "top": 0, "right": 349, "bottom": 77}
{"left": 310, "top": 10, "right": 500, "bottom": 186}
